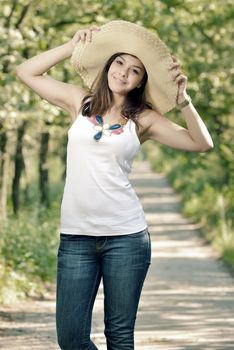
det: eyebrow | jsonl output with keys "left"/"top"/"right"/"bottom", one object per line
{"left": 118, "top": 55, "right": 143, "bottom": 70}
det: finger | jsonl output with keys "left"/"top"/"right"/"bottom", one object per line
{"left": 90, "top": 25, "right": 100, "bottom": 31}
{"left": 86, "top": 29, "right": 92, "bottom": 42}
{"left": 175, "top": 75, "right": 187, "bottom": 84}
{"left": 170, "top": 56, "right": 182, "bottom": 71}
{"left": 171, "top": 55, "right": 177, "bottom": 62}
{"left": 79, "top": 31, "right": 86, "bottom": 43}
{"left": 87, "top": 26, "right": 100, "bottom": 42}
{"left": 73, "top": 31, "right": 82, "bottom": 42}
{"left": 174, "top": 75, "right": 180, "bottom": 83}
{"left": 173, "top": 69, "right": 181, "bottom": 77}
{"left": 175, "top": 74, "right": 183, "bottom": 81}
{"left": 168, "top": 62, "right": 180, "bottom": 70}
{"left": 172, "top": 71, "right": 181, "bottom": 81}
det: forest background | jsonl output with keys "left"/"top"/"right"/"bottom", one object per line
{"left": 0, "top": 0, "right": 233, "bottom": 304}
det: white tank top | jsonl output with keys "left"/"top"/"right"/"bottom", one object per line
{"left": 60, "top": 112, "right": 148, "bottom": 236}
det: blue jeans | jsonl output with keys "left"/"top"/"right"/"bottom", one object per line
{"left": 56, "top": 228, "right": 151, "bottom": 350}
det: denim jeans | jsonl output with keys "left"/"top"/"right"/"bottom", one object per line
{"left": 56, "top": 227, "right": 151, "bottom": 350}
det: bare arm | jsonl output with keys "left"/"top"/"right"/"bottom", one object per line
{"left": 146, "top": 102, "right": 213, "bottom": 152}
{"left": 146, "top": 56, "right": 213, "bottom": 152}
{"left": 180, "top": 100, "right": 213, "bottom": 151}
{"left": 16, "top": 26, "right": 100, "bottom": 119}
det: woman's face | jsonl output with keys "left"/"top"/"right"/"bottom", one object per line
{"left": 107, "top": 54, "right": 145, "bottom": 95}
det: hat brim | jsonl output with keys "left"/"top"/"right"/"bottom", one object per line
{"left": 71, "top": 20, "right": 178, "bottom": 114}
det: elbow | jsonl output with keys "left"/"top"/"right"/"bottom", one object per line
{"left": 16, "top": 65, "right": 24, "bottom": 80}
{"left": 16, "top": 64, "right": 31, "bottom": 82}
{"left": 16, "top": 66, "right": 41, "bottom": 83}
{"left": 198, "top": 141, "right": 214, "bottom": 153}
{"left": 16, "top": 68, "right": 32, "bottom": 87}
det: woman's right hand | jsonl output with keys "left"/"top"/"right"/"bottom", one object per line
{"left": 69, "top": 25, "right": 100, "bottom": 50}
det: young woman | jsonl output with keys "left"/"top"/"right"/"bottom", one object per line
{"left": 16, "top": 20, "right": 213, "bottom": 350}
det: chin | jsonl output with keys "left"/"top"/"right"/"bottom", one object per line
{"left": 108, "top": 84, "right": 128, "bottom": 95}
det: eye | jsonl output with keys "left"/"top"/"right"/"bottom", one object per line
{"left": 132, "top": 68, "right": 140, "bottom": 75}
{"left": 116, "top": 59, "right": 123, "bottom": 65}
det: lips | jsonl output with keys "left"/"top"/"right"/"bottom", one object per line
{"left": 113, "top": 76, "right": 127, "bottom": 84}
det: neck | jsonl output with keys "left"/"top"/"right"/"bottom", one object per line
{"left": 109, "top": 93, "right": 126, "bottom": 116}
{"left": 112, "top": 92, "right": 126, "bottom": 107}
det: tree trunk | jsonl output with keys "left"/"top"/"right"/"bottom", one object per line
{"left": 61, "top": 134, "right": 67, "bottom": 181}
{"left": 39, "top": 128, "right": 50, "bottom": 208}
{"left": 12, "top": 121, "right": 27, "bottom": 215}
{"left": 0, "top": 125, "right": 8, "bottom": 221}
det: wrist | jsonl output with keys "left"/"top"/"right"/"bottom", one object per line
{"left": 176, "top": 94, "right": 192, "bottom": 110}
{"left": 63, "top": 41, "right": 75, "bottom": 58}
{"left": 177, "top": 92, "right": 189, "bottom": 103}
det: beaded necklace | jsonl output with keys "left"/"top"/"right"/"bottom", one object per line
{"left": 88, "top": 114, "right": 129, "bottom": 142}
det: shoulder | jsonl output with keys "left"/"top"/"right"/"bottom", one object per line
{"left": 137, "top": 108, "right": 164, "bottom": 124}
{"left": 136, "top": 108, "right": 165, "bottom": 138}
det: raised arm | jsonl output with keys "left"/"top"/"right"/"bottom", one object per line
{"left": 16, "top": 26, "right": 100, "bottom": 119}
{"left": 145, "top": 56, "right": 214, "bottom": 152}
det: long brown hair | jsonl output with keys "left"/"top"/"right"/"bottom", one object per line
{"left": 81, "top": 52, "right": 152, "bottom": 125}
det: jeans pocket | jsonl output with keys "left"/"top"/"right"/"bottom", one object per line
{"left": 60, "top": 233, "right": 83, "bottom": 242}
{"left": 127, "top": 227, "right": 148, "bottom": 238}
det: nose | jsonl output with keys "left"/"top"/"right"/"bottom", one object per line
{"left": 119, "top": 67, "right": 128, "bottom": 78}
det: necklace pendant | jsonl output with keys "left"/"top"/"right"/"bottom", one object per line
{"left": 103, "top": 123, "right": 110, "bottom": 129}
{"left": 96, "top": 115, "right": 103, "bottom": 125}
{"left": 103, "top": 129, "right": 112, "bottom": 136}
{"left": 94, "top": 131, "right": 103, "bottom": 141}
{"left": 109, "top": 123, "right": 121, "bottom": 130}
{"left": 94, "top": 125, "right": 103, "bottom": 131}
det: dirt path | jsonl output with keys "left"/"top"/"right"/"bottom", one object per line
{"left": 1, "top": 161, "right": 234, "bottom": 350}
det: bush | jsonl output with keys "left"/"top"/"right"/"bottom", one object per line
{"left": 0, "top": 204, "right": 60, "bottom": 304}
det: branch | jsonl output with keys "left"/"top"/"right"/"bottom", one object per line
{"left": 15, "top": 1, "right": 32, "bottom": 29}
{"left": 5, "top": 0, "right": 18, "bottom": 28}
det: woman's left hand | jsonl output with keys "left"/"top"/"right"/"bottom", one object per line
{"left": 169, "top": 55, "right": 189, "bottom": 104}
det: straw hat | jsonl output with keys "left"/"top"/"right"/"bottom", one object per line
{"left": 71, "top": 20, "right": 178, "bottom": 114}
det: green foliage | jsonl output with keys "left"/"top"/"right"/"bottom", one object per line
{"left": 0, "top": 197, "right": 60, "bottom": 304}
